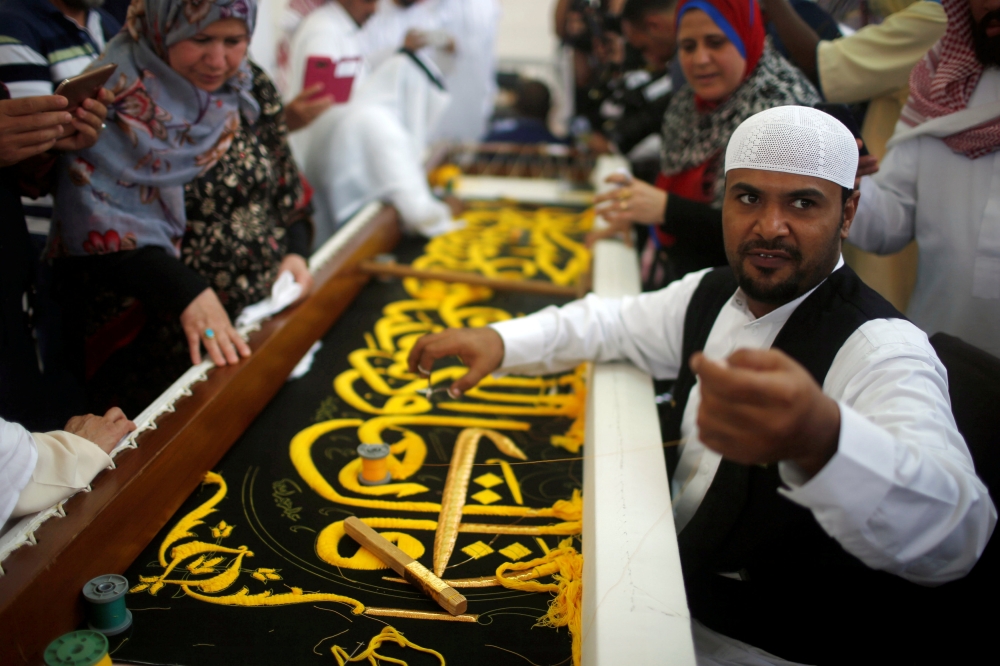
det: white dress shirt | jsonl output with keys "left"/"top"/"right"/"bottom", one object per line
{"left": 491, "top": 261, "right": 997, "bottom": 585}
{"left": 850, "top": 69, "right": 1000, "bottom": 358}
{"left": 359, "top": 0, "right": 443, "bottom": 71}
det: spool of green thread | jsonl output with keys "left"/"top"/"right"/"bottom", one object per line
{"left": 43, "top": 630, "right": 111, "bottom": 666}
{"left": 82, "top": 574, "right": 132, "bottom": 636}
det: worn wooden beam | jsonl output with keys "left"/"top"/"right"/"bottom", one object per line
{"left": 0, "top": 207, "right": 401, "bottom": 665}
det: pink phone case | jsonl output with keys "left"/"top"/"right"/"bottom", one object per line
{"left": 303, "top": 56, "right": 358, "bottom": 104}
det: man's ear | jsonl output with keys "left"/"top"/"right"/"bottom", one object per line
{"left": 840, "top": 190, "right": 861, "bottom": 239}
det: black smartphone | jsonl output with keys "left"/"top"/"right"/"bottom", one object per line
{"left": 814, "top": 102, "right": 869, "bottom": 157}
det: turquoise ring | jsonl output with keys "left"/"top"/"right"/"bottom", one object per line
{"left": 204, "top": 328, "right": 215, "bottom": 339}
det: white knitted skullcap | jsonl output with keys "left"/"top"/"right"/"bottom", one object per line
{"left": 724, "top": 106, "right": 859, "bottom": 190}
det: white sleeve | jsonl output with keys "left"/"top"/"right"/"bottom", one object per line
{"left": 849, "top": 138, "right": 919, "bottom": 255}
{"left": 778, "top": 320, "right": 997, "bottom": 584}
{"left": 491, "top": 268, "right": 709, "bottom": 379}
{"left": 0, "top": 418, "right": 38, "bottom": 525}
{"left": 12, "top": 431, "right": 113, "bottom": 518}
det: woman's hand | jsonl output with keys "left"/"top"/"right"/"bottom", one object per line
{"left": 0, "top": 95, "right": 73, "bottom": 167}
{"left": 588, "top": 173, "right": 668, "bottom": 246}
{"left": 278, "top": 253, "right": 313, "bottom": 304}
{"left": 285, "top": 84, "right": 333, "bottom": 132}
{"left": 54, "top": 88, "right": 113, "bottom": 152}
{"left": 180, "top": 288, "right": 252, "bottom": 366}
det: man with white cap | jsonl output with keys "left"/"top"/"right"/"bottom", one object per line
{"left": 406, "top": 105, "right": 996, "bottom": 663}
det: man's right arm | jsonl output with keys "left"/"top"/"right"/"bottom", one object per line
{"left": 849, "top": 138, "right": 919, "bottom": 255}
{"left": 408, "top": 267, "right": 708, "bottom": 396}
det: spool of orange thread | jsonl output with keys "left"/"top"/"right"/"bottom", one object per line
{"left": 357, "top": 443, "right": 391, "bottom": 485}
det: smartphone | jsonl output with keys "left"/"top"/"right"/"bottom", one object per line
{"left": 54, "top": 63, "right": 117, "bottom": 110}
{"left": 814, "top": 102, "right": 870, "bottom": 157}
{"left": 303, "top": 56, "right": 358, "bottom": 104}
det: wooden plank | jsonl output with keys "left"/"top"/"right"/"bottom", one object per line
{"left": 0, "top": 207, "right": 401, "bottom": 665}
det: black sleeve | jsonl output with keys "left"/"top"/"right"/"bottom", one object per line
{"left": 285, "top": 218, "right": 313, "bottom": 258}
{"left": 661, "top": 195, "right": 728, "bottom": 269}
{"left": 64, "top": 246, "right": 209, "bottom": 316}
{"left": 614, "top": 92, "right": 672, "bottom": 156}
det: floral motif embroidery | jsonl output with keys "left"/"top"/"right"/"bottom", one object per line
{"left": 68, "top": 157, "right": 95, "bottom": 186}
{"left": 111, "top": 73, "right": 172, "bottom": 146}
{"left": 183, "top": 0, "right": 214, "bottom": 25}
{"left": 194, "top": 112, "right": 240, "bottom": 175}
{"left": 83, "top": 230, "right": 138, "bottom": 254}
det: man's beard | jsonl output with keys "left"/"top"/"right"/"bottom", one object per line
{"left": 63, "top": 0, "right": 105, "bottom": 9}
{"left": 973, "top": 10, "right": 1000, "bottom": 67}
{"left": 731, "top": 239, "right": 808, "bottom": 305}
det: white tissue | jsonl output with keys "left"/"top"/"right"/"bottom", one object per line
{"left": 236, "top": 271, "right": 303, "bottom": 328}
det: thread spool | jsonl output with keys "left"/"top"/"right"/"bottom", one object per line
{"left": 82, "top": 574, "right": 132, "bottom": 636}
{"left": 357, "top": 443, "right": 391, "bottom": 485}
{"left": 44, "top": 630, "right": 111, "bottom": 666}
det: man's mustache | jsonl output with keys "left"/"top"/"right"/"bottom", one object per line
{"left": 737, "top": 240, "right": 803, "bottom": 261}
{"left": 978, "top": 9, "right": 1000, "bottom": 31}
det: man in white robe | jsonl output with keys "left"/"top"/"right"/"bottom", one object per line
{"left": 430, "top": 0, "right": 501, "bottom": 142}
{"left": 359, "top": 0, "right": 445, "bottom": 71}
{"left": 849, "top": 0, "right": 1000, "bottom": 357}
{"left": 302, "top": 52, "right": 458, "bottom": 246}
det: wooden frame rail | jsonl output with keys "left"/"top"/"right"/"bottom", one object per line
{"left": 0, "top": 207, "right": 400, "bottom": 665}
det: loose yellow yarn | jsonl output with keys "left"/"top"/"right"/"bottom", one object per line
{"left": 331, "top": 626, "right": 446, "bottom": 665}
{"left": 495, "top": 537, "right": 584, "bottom": 666}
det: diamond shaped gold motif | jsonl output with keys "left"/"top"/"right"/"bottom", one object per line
{"left": 461, "top": 541, "right": 495, "bottom": 559}
{"left": 471, "top": 489, "right": 502, "bottom": 505}
{"left": 499, "top": 542, "right": 532, "bottom": 561}
{"left": 474, "top": 473, "right": 503, "bottom": 488}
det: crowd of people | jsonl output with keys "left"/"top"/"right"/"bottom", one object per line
{"left": 0, "top": 0, "right": 998, "bottom": 662}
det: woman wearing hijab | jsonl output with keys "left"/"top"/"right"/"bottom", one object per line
{"left": 51, "top": 0, "right": 313, "bottom": 412}
{"left": 302, "top": 50, "right": 459, "bottom": 245}
{"left": 594, "top": 0, "right": 820, "bottom": 288}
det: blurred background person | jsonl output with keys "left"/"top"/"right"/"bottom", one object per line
{"left": 304, "top": 52, "right": 459, "bottom": 244}
{"left": 484, "top": 78, "right": 563, "bottom": 144}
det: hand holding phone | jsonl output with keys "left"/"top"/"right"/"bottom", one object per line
{"left": 303, "top": 56, "right": 359, "bottom": 104}
{"left": 54, "top": 63, "right": 117, "bottom": 111}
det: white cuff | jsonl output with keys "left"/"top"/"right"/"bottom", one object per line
{"left": 779, "top": 402, "right": 896, "bottom": 526}
{"left": 490, "top": 312, "right": 552, "bottom": 371}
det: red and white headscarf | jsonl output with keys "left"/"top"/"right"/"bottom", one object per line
{"left": 901, "top": 0, "right": 1000, "bottom": 159}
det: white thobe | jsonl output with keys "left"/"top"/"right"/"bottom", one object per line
{"left": 0, "top": 417, "right": 111, "bottom": 526}
{"left": 850, "top": 69, "right": 1000, "bottom": 357}
{"left": 285, "top": 2, "right": 369, "bottom": 164}
{"left": 491, "top": 261, "right": 996, "bottom": 585}
{"left": 429, "top": 0, "right": 500, "bottom": 142}
{"left": 359, "top": 0, "right": 443, "bottom": 71}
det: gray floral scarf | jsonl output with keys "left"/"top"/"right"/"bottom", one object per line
{"left": 53, "top": 0, "right": 259, "bottom": 257}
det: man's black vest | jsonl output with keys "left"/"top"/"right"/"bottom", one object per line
{"left": 663, "top": 265, "right": 944, "bottom": 664}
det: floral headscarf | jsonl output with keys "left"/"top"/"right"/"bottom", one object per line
{"left": 52, "top": 0, "right": 259, "bottom": 258}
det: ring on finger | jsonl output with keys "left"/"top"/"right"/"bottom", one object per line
{"left": 204, "top": 328, "right": 215, "bottom": 339}
{"left": 417, "top": 364, "right": 431, "bottom": 376}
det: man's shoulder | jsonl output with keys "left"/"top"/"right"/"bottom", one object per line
{"left": 0, "top": 0, "right": 50, "bottom": 45}
{"left": 845, "top": 317, "right": 939, "bottom": 365}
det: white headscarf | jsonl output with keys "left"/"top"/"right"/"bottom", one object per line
{"left": 302, "top": 51, "right": 453, "bottom": 245}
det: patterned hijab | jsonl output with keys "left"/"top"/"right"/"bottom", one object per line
{"left": 901, "top": 0, "right": 1000, "bottom": 159}
{"left": 659, "top": 0, "right": 819, "bottom": 208}
{"left": 53, "top": 0, "right": 259, "bottom": 258}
